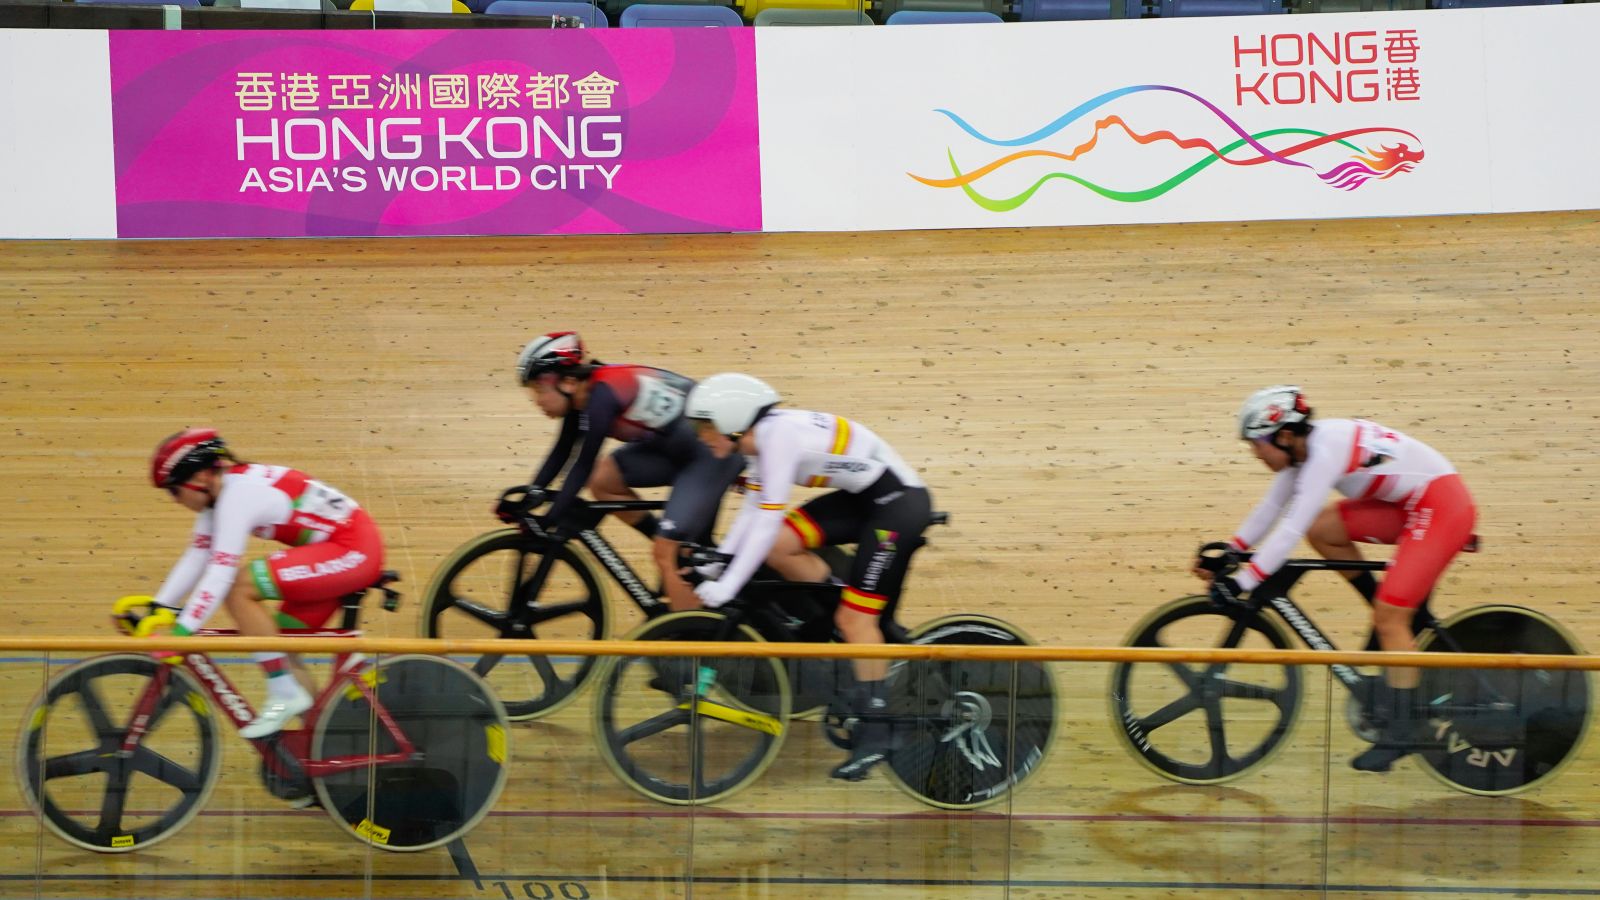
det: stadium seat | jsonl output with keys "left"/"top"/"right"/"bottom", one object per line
{"left": 1300, "top": 0, "right": 1422, "bottom": 11}
{"left": 74, "top": 0, "right": 202, "bottom": 7}
{"left": 1016, "top": 0, "right": 1142, "bottom": 18}
{"left": 877, "top": 0, "right": 1004, "bottom": 16}
{"left": 885, "top": 8, "right": 1002, "bottom": 18}
{"left": 738, "top": 0, "right": 861, "bottom": 19}
{"left": 485, "top": 0, "right": 609, "bottom": 22}
{"left": 1432, "top": 0, "right": 1559, "bottom": 6}
{"left": 753, "top": 5, "right": 872, "bottom": 20}
{"left": 212, "top": 0, "right": 337, "bottom": 10}
{"left": 348, "top": 0, "right": 471, "bottom": 11}
{"left": 619, "top": 1, "right": 742, "bottom": 22}
{"left": 1157, "top": 0, "right": 1282, "bottom": 13}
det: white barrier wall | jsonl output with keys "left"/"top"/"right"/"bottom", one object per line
{"left": 2, "top": 4, "right": 1598, "bottom": 239}
{"left": 758, "top": 4, "right": 1600, "bottom": 230}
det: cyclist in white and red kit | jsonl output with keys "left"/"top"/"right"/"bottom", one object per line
{"left": 1198, "top": 386, "right": 1477, "bottom": 772}
{"left": 685, "top": 373, "right": 934, "bottom": 782}
{"left": 144, "top": 429, "right": 385, "bottom": 738}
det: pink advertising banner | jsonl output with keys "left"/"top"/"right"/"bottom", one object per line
{"left": 108, "top": 30, "right": 761, "bottom": 238}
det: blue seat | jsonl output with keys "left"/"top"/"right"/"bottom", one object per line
{"left": 884, "top": 8, "right": 1002, "bottom": 19}
{"left": 1158, "top": 0, "right": 1281, "bottom": 13}
{"left": 1433, "top": 0, "right": 1559, "bottom": 6}
{"left": 1017, "top": 0, "right": 1142, "bottom": 18}
{"left": 74, "top": 0, "right": 203, "bottom": 6}
{"left": 484, "top": 0, "right": 609, "bottom": 22}
{"left": 619, "top": 2, "right": 742, "bottom": 23}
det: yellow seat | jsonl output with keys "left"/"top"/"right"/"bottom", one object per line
{"left": 349, "top": 0, "right": 471, "bottom": 12}
{"left": 738, "top": 0, "right": 864, "bottom": 18}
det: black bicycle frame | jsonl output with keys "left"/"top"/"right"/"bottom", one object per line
{"left": 1224, "top": 557, "right": 1456, "bottom": 694}
{"left": 519, "top": 499, "right": 670, "bottom": 617}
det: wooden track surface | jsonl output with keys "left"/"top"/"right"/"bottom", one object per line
{"left": 2, "top": 210, "right": 1598, "bottom": 898}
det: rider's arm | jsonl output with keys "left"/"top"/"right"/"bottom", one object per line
{"left": 173, "top": 478, "right": 290, "bottom": 635}
{"left": 1234, "top": 449, "right": 1343, "bottom": 591}
{"left": 714, "top": 438, "right": 799, "bottom": 596}
{"left": 1230, "top": 468, "right": 1296, "bottom": 551}
{"left": 531, "top": 413, "right": 580, "bottom": 490}
{"left": 151, "top": 511, "right": 216, "bottom": 611}
{"left": 542, "top": 384, "right": 621, "bottom": 527}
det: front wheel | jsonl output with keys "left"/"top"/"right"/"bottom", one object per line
{"left": 883, "top": 614, "right": 1058, "bottom": 809}
{"left": 1108, "top": 595, "right": 1302, "bottom": 784}
{"left": 311, "top": 655, "right": 510, "bottom": 851}
{"left": 591, "top": 611, "right": 791, "bottom": 805}
{"left": 1414, "top": 605, "right": 1590, "bottom": 796}
{"left": 421, "top": 528, "right": 608, "bottom": 720}
{"left": 16, "top": 653, "right": 222, "bottom": 852}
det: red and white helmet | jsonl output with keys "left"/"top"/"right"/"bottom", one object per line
{"left": 1238, "top": 385, "right": 1310, "bottom": 440}
{"left": 150, "top": 428, "right": 228, "bottom": 489}
{"left": 515, "top": 331, "right": 585, "bottom": 385}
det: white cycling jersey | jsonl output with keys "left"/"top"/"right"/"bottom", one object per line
{"left": 1231, "top": 418, "right": 1455, "bottom": 590}
{"left": 715, "top": 409, "right": 921, "bottom": 597}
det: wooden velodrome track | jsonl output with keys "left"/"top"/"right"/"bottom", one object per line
{"left": 2, "top": 210, "right": 1599, "bottom": 899}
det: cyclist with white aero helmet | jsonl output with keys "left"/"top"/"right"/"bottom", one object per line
{"left": 514, "top": 331, "right": 743, "bottom": 611}
{"left": 1197, "top": 385, "right": 1478, "bottom": 773}
{"left": 133, "top": 429, "right": 386, "bottom": 739}
{"left": 685, "top": 373, "right": 934, "bottom": 782}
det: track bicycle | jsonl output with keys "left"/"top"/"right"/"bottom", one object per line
{"left": 18, "top": 572, "right": 510, "bottom": 852}
{"left": 1108, "top": 544, "right": 1590, "bottom": 795}
{"left": 589, "top": 515, "right": 1059, "bottom": 809}
{"left": 421, "top": 487, "right": 676, "bottom": 720}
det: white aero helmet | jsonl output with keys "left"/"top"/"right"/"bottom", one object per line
{"left": 515, "top": 331, "right": 585, "bottom": 385}
{"left": 686, "top": 373, "right": 780, "bottom": 437}
{"left": 1238, "top": 385, "right": 1310, "bottom": 440}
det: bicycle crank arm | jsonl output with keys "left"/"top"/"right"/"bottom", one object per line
{"left": 675, "top": 699, "right": 784, "bottom": 737}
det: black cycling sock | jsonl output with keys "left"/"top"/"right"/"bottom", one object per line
{"left": 631, "top": 514, "right": 660, "bottom": 539}
{"left": 1350, "top": 572, "right": 1379, "bottom": 604}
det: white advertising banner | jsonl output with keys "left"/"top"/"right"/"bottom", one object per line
{"left": 0, "top": 31, "right": 118, "bottom": 239}
{"left": 757, "top": 5, "right": 1600, "bottom": 232}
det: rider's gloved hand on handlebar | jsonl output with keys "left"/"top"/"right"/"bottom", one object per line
{"left": 694, "top": 579, "right": 736, "bottom": 609}
{"left": 693, "top": 560, "right": 726, "bottom": 581}
{"left": 494, "top": 485, "right": 546, "bottom": 523}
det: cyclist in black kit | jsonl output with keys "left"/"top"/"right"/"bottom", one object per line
{"left": 515, "top": 331, "right": 742, "bottom": 611}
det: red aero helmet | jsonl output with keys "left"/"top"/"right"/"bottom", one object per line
{"left": 150, "top": 428, "right": 227, "bottom": 489}
{"left": 515, "top": 331, "right": 585, "bottom": 385}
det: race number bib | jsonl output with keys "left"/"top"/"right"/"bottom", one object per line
{"left": 626, "top": 375, "right": 686, "bottom": 430}
{"left": 295, "top": 479, "right": 359, "bottom": 527}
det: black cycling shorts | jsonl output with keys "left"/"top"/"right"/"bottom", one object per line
{"left": 612, "top": 418, "right": 743, "bottom": 543}
{"left": 781, "top": 472, "right": 932, "bottom": 621}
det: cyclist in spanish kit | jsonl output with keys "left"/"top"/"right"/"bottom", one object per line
{"left": 685, "top": 373, "right": 934, "bottom": 782}
{"left": 1198, "top": 386, "right": 1477, "bottom": 772}
{"left": 139, "top": 429, "right": 386, "bottom": 738}
{"left": 515, "top": 331, "right": 743, "bottom": 611}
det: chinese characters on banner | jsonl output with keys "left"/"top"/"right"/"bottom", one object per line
{"left": 1232, "top": 29, "right": 1423, "bottom": 105}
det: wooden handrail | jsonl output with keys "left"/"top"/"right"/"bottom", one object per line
{"left": 0, "top": 636, "right": 1596, "bottom": 670}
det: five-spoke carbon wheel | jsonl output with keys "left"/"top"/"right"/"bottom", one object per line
{"left": 1109, "top": 596, "right": 1302, "bottom": 784}
{"left": 17, "top": 653, "right": 222, "bottom": 852}
{"left": 591, "top": 611, "right": 791, "bottom": 805}
{"left": 422, "top": 528, "right": 608, "bottom": 720}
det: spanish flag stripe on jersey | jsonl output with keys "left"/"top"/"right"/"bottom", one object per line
{"left": 759, "top": 502, "right": 785, "bottom": 511}
{"left": 841, "top": 587, "right": 887, "bottom": 614}
{"left": 830, "top": 417, "right": 851, "bottom": 455}
{"left": 807, "top": 475, "right": 830, "bottom": 488}
{"left": 784, "top": 509, "right": 824, "bottom": 548}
